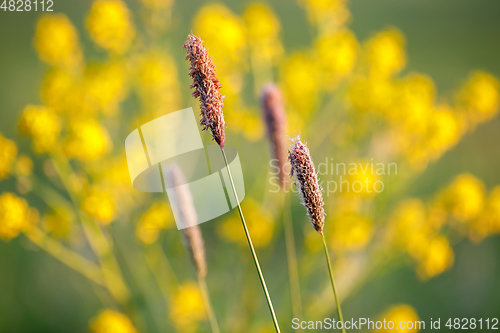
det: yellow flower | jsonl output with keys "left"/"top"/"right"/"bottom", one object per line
{"left": 0, "top": 193, "right": 38, "bottom": 241}
{"left": 86, "top": 0, "right": 135, "bottom": 54}
{"left": 41, "top": 69, "right": 76, "bottom": 113}
{"left": 136, "top": 201, "right": 174, "bottom": 244}
{"left": 219, "top": 198, "right": 274, "bottom": 248}
{"left": 376, "top": 304, "right": 421, "bottom": 332}
{"left": 315, "top": 30, "right": 358, "bottom": 89}
{"left": 0, "top": 133, "right": 18, "bottom": 180}
{"left": 15, "top": 155, "right": 34, "bottom": 176}
{"left": 298, "top": 0, "right": 350, "bottom": 31}
{"left": 224, "top": 108, "right": 264, "bottom": 141}
{"left": 280, "top": 52, "right": 320, "bottom": 117}
{"left": 193, "top": 4, "right": 247, "bottom": 77}
{"left": 244, "top": 3, "right": 283, "bottom": 64}
{"left": 456, "top": 71, "right": 500, "bottom": 127}
{"left": 19, "top": 105, "right": 61, "bottom": 154}
{"left": 82, "top": 186, "right": 116, "bottom": 225}
{"left": 366, "top": 28, "right": 406, "bottom": 78}
{"left": 387, "top": 199, "right": 435, "bottom": 260}
{"left": 416, "top": 235, "right": 454, "bottom": 280}
{"left": 34, "top": 14, "right": 82, "bottom": 68}
{"left": 169, "top": 282, "right": 206, "bottom": 333}
{"left": 329, "top": 213, "right": 373, "bottom": 253}
{"left": 344, "top": 160, "right": 380, "bottom": 198}
{"left": 64, "top": 119, "right": 111, "bottom": 161}
{"left": 426, "top": 105, "right": 461, "bottom": 159}
{"left": 90, "top": 309, "right": 137, "bottom": 333}
{"left": 84, "top": 61, "right": 128, "bottom": 115}
{"left": 468, "top": 185, "right": 500, "bottom": 242}
{"left": 347, "top": 76, "right": 394, "bottom": 114}
{"left": 136, "top": 51, "right": 182, "bottom": 115}
{"left": 440, "top": 173, "right": 485, "bottom": 223}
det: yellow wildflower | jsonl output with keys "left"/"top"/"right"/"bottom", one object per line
{"left": 344, "top": 160, "right": 380, "bottom": 198}
{"left": 136, "top": 201, "right": 174, "bottom": 244}
{"left": 19, "top": 105, "right": 61, "bottom": 154}
{"left": 90, "top": 309, "right": 137, "bottom": 333}
{"left": 376, "top": 304, "right": 421, "bottom": 332}
{"left": 387, "top": 199, "right": 434, "bottom": 259}
{"left": 0, "top": 193, "right": 38, "bottom": 241}
{"left": 244, "top": 3, "right": 283, "bottom": 64}
{"left": 440, "top": 173, "right": 485, "bottom": 223}
{"left": 169, "top": 282, "right": 206, "bottom": 333}
{"left": 366, "top": 28, "right": 406, "bottom": 78}
{"left": 468, "top": 185, "right": 500, "bottom": 242}
{"left": 83, "top": 61, "right": 128, "bottom": 115}
{"left": 86, "top": 0, "right": 135, "bottom": 54}
{"left": 280, "top": 52, "right": 320, "bottom": 117}
{"left": 82, "top": 186, "right": 116, "bottom": 225}
{"left": 64, "top": 119, "right": 111, "bottom": 161}
{"left": 0, "top": 133, "right": 17, "bottom": 180}
{"left": 34, "top": 14, "right": 82, "bottom": 68}
{"left": 136, "top": 51, "right": 182, "bottom": 114}
{"left": 426, "top": 105, "right": 461, "bottom": 160}
{"left": 193, "top": 4, "right": 247, "bottom": 77}
{"left": 456, "top": 71, "right": 500, "bottom": 127}
{"left": 329, "top": 213, "right": 373, "bottom": 253}
{"left": 347, "top": 76, "right": 394, "bottom": 114}
{"left": 298, "top": 0, "right": 350, "bottom": 31}
{"left": 416, "top": 235, "right": 454, "bottom": 280}
{"left": 15, "top": 155, "right": 34, "bottom": 176}
{"left": 315, "top": 29, "right": 358, "bottom": 89}
{"left": 41, "top": 69, "right": 76, "bottom": 114}
{"left": 219, "top": 198, "right": 274, "bottom": 248}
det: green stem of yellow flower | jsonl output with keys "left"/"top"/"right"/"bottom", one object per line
{"left": 220, "top": 147, "right": 281, "bottom": 333}
{"left": 322, "top": 233, "right": 346, "bottom": 333}
{"left": 49, "top": 153, "right": 130, "bottom": 305}
{"left": 198, "top": 275, "right": 220, "bottom": 333}
{"left": 27, "top": 227, "right": 106, "bottom": 286}
{"left": 282, "top": 191, "right": 304, "bottom": 326}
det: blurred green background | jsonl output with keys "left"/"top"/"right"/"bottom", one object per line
{"left": 1, "top": 0, "right": 500, "bottom": 332}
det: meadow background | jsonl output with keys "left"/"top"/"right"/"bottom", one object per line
{"left": 1, "top": 0, "right": 500, "bottom": 332}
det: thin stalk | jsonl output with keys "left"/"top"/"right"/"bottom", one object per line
{"left": 198, "top": 275, "right": 220, "bottom": 333}
{"left": 27, "top": 228, "right": 106, "bottom": 286}
{"left": 282, "top": 191, "right": 304, "bottom": 324}
{"left": 220, "top": 147, "right": 281, "bottom": 333}
{"left": 321, "top": 233, "right": 346, "bottom": 333}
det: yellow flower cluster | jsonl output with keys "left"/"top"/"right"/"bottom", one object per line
{"left": 169, "top": 282, "right": 206, "bottom": 333}
{"left": 328, "top": 212, "right": 373, "bottom": 253}
{"left": 244, "top": 3, "right": 283, "bottom": 65}
{"left": 90, "top": 309, "right": 137, "bottom": 333}
{"left": 219, "top": 198, "right": 274, "bottom": 248}
{"left": 0, "top": 133, "right": 17, "bottom": 180}
{"left": 64, "top": 119, "right": 111, "bottom": 161}
{"left": 298, "top": 0, "right": 351, "bottom": 32}
{"left": 0, "top": 192, "right": 38, "bottom": 241}
{"left": 86, "top": 0, "right": 135, "bottom": 54}
{"left": 82, "top": 186, "right": 116, "bottom": 225}
{"left": 136, "top": 201, "right": 174, "bottom": 244}
{"left": 135, "top": 50, "right": 182, "bottom": 116}
{"left": 34, "top": 14, "right": 82, "bottom": 68}
{"left": 83, "top": 61, "right": 128, "bottom": 116}
{"left": 366, "top": 28, "right": 406, "bottom": 79}
{"left": 315, "top": 29, "right": 358, "bottom": 89}
{"left": 280, "top": 52, "right": 320, "bottom": 117}
{"left": 456, "top": 71, "right": 500, "bottom": 128}
{"left": 18, "top": 105, "right": 61, "bottom": 154}
{"left": 376, "top": 304, "right": 421, "bottom": 332}
{"left": 387, "top": 199, "right": 454, "bottom": 280}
